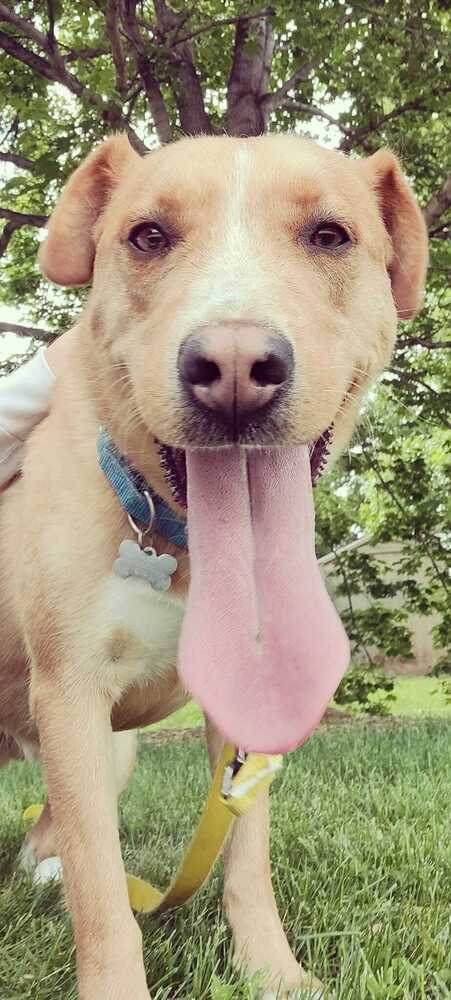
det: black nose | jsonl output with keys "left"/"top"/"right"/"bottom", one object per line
{"left": 178, "top": 325, "right": 294, "bottom": 426}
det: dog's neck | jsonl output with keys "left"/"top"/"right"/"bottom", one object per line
{"left": 56, "top": 320, "right": 191, "bottom": 599}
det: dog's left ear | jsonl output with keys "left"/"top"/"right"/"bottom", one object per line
{"left": 39, "top": 134, "right": 140, "bottom": 287}
{"left": 359, "top": 149, "right": 428, "bottom": 320}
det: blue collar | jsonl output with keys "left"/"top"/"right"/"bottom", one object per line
{"left": 97, "top": 429, "right": 188, "bottom": 550}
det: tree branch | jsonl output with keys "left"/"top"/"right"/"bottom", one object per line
{"left": 153, "top": 0, "right": 212, "bottom": 136}
{"left": 261, "top": 60, "right": 318, "bottom": 115}
{"left": 46, "top": 0, "right": 56, "bottom": 51}
{"left": 227, "top": 15, "right": 275, "bottom": 135}
{"left": 174, "top": 9, "right": 274, "bottom": 47}
{"left": 428, "top": 224, "right": 450, "bottom": 240}
{"left": 262, "top": 13, "right": 352, "bottom": 115}
{"left": 396, "top": 336, "right": 451, "bottom": 351}
{"left": 0, "top": 1, "right": 48, "bottom": 49}
{"left": 0, "top": 321, "right": 55, "bottom": 343}
{"left": 340, "top": 90, "right": 450, "bottom": 152}
{"left": 0, "top": 8, "right": 148, "bottom": 153}
{"left": 106, "top": 0, "right": 128, "bottom": 96}
{"left": 281, "top": 100, "right": 351, "bottom": 133}
{"left": 0, "top": 207, "right": 48, "bottom": 227}
{"left": 424, "top": 174, "right": 451, "bottom": 229}
{"left": 63, "top": 46, "right": 109, "bottom": 62}
{"left": 120, "top": 0, "right": 173, "bottom": 144}
{"left": 388, "top": 368, "right": 450, "bottom": 420}
{"left": 0, "top": 220, "right": 17, "bottom": 256}
{"left": 166, "top": 7, "right": 193, "bottom": 47}
{"left": 0, "top": 28, "right": 55, "bottom": 81}
{"left": 0, "top": 207, "right": 48, "bottom": 257}
{"left": 388, "top": 366, "right": 429, "bottom": 384}
{"left": 0, "top": 150, "right": 34, "bottom": 171}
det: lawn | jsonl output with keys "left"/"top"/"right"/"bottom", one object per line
{"left": 149, "top": 676, "right": 451, "bottom": 732}
{"left": 0, "top": 720, "right": 450, "bottom": 999}
{"left": 389, "top": 677, "right": 451, "bottom": 718}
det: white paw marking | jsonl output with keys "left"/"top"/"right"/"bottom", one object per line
{"left": 32, "top": 856, "right": 63, "bottom": 885}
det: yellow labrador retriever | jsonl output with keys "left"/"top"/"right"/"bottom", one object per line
{"left": 0, "top": 134, "right": 427, "bottom": 999}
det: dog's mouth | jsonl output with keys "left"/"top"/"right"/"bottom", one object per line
{"left": 151, "top": 379, "right": 362, "bottom": 753}
{"left": 157, "top": 427, "right": 333, "bottom": 510}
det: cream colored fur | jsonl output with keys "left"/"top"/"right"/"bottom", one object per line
{"left": 0, "top": 134, "right": 427, "bottom": 999}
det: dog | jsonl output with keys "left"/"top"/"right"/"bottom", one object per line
{"left": 0, "top": 133, "right": 427, "bottom": 999}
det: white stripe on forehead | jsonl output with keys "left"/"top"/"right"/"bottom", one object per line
{"left": 224, "top": 142, "right": 252, "bottom": 255}
{"left": 177, "top": 140, "right": 280, "bottom": 331}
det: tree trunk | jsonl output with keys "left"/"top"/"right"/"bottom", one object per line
{"left": 226, "top": 17, "right": 274, "bottom": 137}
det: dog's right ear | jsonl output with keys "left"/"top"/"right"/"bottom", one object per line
{"left": 39, "top": 135, "right": 139, "bottom": 287}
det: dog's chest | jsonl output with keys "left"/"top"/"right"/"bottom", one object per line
{"left": 89, "top": 574, "right": 185, "bottom": 697}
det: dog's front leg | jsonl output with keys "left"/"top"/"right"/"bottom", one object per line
{"left": 206, "top": 719, "right": 323, "bottom": 998}
{"left": 32, "top": 672, "right": 149, "bottom": 1000}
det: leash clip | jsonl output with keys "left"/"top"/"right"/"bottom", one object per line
{"left": 220, "top": 747, "right": 284, "bottom": 817}
{"left": 221, "top": 747, "right": 247, "bottom": 798}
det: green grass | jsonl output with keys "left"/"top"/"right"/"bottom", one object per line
{"left": 1, "top": 722, "right": 450, "bottom": 998}
{"left": 149, "top": 676, "right": 451, "bottom": 734}
{"left": 389, "top": 677, "right": 451, "bottom": 718}
{"left": 150, "top": 700, "right": 204, "bottom": 730}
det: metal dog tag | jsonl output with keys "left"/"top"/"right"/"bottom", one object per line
{"left": 114, "top": 539, "right": 178, "bottom": 592}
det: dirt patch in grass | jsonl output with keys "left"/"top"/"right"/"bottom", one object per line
{"left": 142, "top": 726, "right": 205, "bottom": 746}
{"left": 142, "top": 708, "right": 432, "bottom": 746}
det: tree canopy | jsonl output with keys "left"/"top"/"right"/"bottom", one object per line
{"left": 0, "top": 0, "right": 449, "bottom": 667}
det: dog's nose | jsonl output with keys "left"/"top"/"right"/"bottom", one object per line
{"left": 178, "top": 325, "right": 293, "bottom": 425}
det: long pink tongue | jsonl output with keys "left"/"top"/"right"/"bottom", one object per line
{"left": 179, "top": 447, "right": 349, "bottom": 753}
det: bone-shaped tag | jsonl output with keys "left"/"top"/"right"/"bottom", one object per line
{"left": 114, "top": 539, "right": 178, "bottom": 592}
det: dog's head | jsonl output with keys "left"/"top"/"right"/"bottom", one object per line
{"left": 40, "top": 133, "right": 427, "bottom": 481}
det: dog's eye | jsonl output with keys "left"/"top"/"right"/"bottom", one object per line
{"left": 310, "top": 224, "right": 350, "bottom": 250}
{"left": 128, "top": 223, "right": 169, "bottom": 254}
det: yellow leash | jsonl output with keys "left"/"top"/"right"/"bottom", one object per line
{"left": 23, "top": 743, "right": 283, "bottom": 916}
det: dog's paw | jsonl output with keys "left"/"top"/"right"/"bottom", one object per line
{"left": 19, "top": 839, "right": 63, "bottom": 885}
{"left": 32, "top": 856, "right": 63, "bottom": 885}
